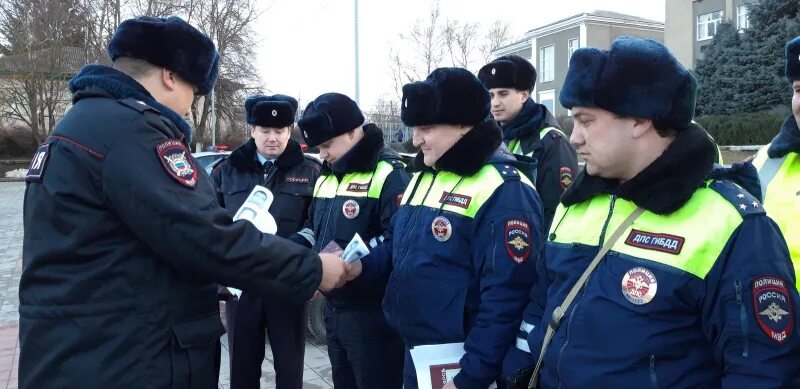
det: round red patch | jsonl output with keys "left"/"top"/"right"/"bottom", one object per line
{"left": 431, "top": 216, "right": 452, "bottom": 242}
{"left": 621, "top": 267, "right": 658, "bottom": 305}
{"left": 342, "top": 199, "right": 360, "bottom": 219}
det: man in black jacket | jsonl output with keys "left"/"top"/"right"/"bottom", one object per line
{"left": 19, "top": 16, "right": 347, "bottom": 389}
{"left": 212, "top": 94, "right": 321, "bottom": 389}
{"left": 478, "top": 55, "right": 578, "bottom": 228}
{"left": 293, "top": 93, "right": 410, "bottom": 388}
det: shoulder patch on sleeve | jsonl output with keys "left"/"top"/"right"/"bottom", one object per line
{"left": 559, "top": 166, "right": 573, "bottom": 189}
{"left": 709, "top": 180, "right": 765, "bottom": 217}
{"left": 156, "top": 139, "right": 198, "bottom": 188}
{"left": 25, "top": 143, "right": 51, "bottom": 182}
{"left": 752, "top": 276, "right": 793, "bottom": 344}
{"left": 505, "top": 218, "right": 532, "bottom": 264}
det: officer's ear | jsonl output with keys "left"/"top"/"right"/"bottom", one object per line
{"left": 520, "top": 89, "right": 530, "bottom": 102}
{"left": 161, "top": 69, "right": 179, "bottom": 92}
{"left": 458, "top": 124, "right": 472, "bottom": 137}
{"left": 630, "top": 117, "right": 655, "bottom": 139}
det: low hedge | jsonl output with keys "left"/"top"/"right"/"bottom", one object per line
{"left": 694, "top": 112, "right": 785, "bottom": 145}
{"left": 558, "top": 112, "right": 785, "bottom": 146}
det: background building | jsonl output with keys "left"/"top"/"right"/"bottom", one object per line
{"left": 493, "top": 10, "right": 664, "bottom": 117}
{"left": 665, "top": 0, "right": 756, "bottom": 69}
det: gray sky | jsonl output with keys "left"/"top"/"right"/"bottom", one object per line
{"left": 255, "top": 0, "right": 666, "bottom": 111}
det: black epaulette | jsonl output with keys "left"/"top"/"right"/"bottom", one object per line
{"left": 492, "top": 163, "right": 522, "bottom": 181}
{"left": 119, "top": 98, "right": 173, "bottom": 132}
{"left": 118, "top": 98, "right": 158, "bottom": 114}
{"left": 709, "top": 179, "right": 766, "bottom": 217}
{"left": 388, "top": 159, "right": 406, "bottom": 170}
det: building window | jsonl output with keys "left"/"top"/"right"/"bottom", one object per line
{"left": 538, "top": 89, "right": 555, "bottom": 113}
{"left": 737, "top": 5, "right": 750, "bottom": 31}
{"left": 539, "top": 45, "right": 554, "bottom": 82}
{"left": 697, "top": 11, "right": 723, "bottom": 41}
{"left": 567, "top": 38, "right": 579, "bottom": 64}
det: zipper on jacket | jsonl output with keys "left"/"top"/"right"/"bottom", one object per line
{"left": 393, "top": 171, "right": 437, "bottom": 330}
{"left": 649, "top": 354, "right": 659, "bottom": 389}
{"left": 317, "top": 176, "right": 340, "bottom": 250}
{"left": 556, "top": 195, "right": 617, "bottom": 386}
{"left": 734, "top": 281, "right": 749, "bottom": 357}
{"left": 598, "top": 195, "right": 618, "bottom": 246}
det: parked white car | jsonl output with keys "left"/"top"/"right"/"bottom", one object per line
{"left": 192, "top": 151, "right": 231, "bottom": 175}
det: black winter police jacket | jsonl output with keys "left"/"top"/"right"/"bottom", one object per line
{"left": 292, "top": 124, "right": 411, "bottom": 309}
{"left": 211, "top": 138, "right": 321, "bottom": 239}
{"left": 19, "top": 65, "right": 321, "bottom": 389}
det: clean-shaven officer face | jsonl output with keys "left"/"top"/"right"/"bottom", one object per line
{"left": 489, "top": 88, "right": 529, "bottom": 123}
{"left": 413, "top": 124, "right": 470, "bottom": 167}
{"left": 570, "top": 106, "right": 640, "bottom": 180}
{"left": 792, "top": 81, "right": 800, "bottom": 128}
{"left": 317, "top": 127, "right": 362, "bottom": 165}
{"left": 251, "top": 125, "right": 291, "bottom": 159}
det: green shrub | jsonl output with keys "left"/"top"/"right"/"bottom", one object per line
{"left": 695, "top": 112, "right": 786, "bottom": 145}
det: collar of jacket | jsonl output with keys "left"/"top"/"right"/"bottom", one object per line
{"left": 501, "top": 98, "right": 561, "bottom": 141}
{"left": 228, "top": 138, "right": 305, "bottom": 171}
{"left": 326, "top": 123, "right": 385, "bottom": 174}
{"left": 69, "top": 64, "right": 194, "bottom": 144}
{"left": 413, "top": 118, "right": 503, "bottom": 176}
{"left": 768, "top": 115, "right": 800, "bottom": 158}
{"left": 561, "top": 123, "right": 716, "bottom": 215}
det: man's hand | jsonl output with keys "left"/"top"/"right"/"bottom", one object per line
{"left": 344, "top": 259, "right": 363, "bottom": 282}
{"left": 443, "top": 380, "right": 457, "bottom": 389}
{"left": 319, "top": 253, "right": 350, "bottom": 292}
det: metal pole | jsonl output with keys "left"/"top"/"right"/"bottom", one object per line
{"left": 354, "top": 0, "right": 360, "bottom": 105}
{"left": 210, "top": 88, "right": 216, "bottom": 147}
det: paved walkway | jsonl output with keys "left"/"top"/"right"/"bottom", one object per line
{"left": 0, "top": 183, "right": 24, "bottom": 389}
{"left": 0, "top": 182, "right": 333, "bottom": 388}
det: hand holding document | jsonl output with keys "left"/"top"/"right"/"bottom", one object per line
{"left": 233, "top": 185, "right": 277, "bottom": 234}
{"left": 341, "top": 233, "right": 369, "bottom": 264}
{"left": 227, "top": 185, "right": 278, "bottom": 298}
{"left": 321, "top": 233, "right": 370, "bottom": 264}
{"left": 410, "top": 343, "right": 497, "bottom": 389}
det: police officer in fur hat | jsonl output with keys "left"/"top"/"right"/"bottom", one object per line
{"left": 752, "top": 36, "right": 800, "bottom": 290}
{"left": 478, "top": 55, "right": 578, "bottom": 229}
{"left": 293, "top": 93, "right": 410, "bottom": 388}
{"left": 524, "top": 36, "right": 800, "bottom": 388}
{"left": 344, "top": 67, "right": 544, "bottom": 389}
{"left": 212, "top": 94, "right": 321, "bottom": 389}
{"left": 20, "top": 16, "right": 349, "bottom": 388}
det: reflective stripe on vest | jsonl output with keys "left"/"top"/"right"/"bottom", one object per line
{"left": 754, "top": 148, "right": 800, "bottom": 287}
{"left": 507, "top": 127, "right": 565, "bottom": 157}
{"left": 549, "top": 184, "right": 743, "bottom": 279}
{"left": 400, "top": 164, "right": 533, "bottom": 218}
{"left": 753, "top": 146, "right": 788, "bottom": 202}
{"left": 313, "top": 160, "right": 397, "bottom": 199}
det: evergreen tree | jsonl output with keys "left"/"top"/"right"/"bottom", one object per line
{"left": 695, "top": 0, "right": 800, "bottom": 115}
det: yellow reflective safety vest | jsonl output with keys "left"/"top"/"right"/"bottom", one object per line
{"left": 754, "top": 146, "right": 800, "bottom": 287}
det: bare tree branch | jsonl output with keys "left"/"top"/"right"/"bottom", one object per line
{"left": 386, "top": 9, "right": 514, "bottom": 100}
{"left": 479, "top": 20, "right": 512, "bottom": 64}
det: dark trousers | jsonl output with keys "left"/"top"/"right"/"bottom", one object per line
{"left": 226, "top": 293, "right": 306, "bottom": 389}
{"left": 403, "top": 348, "right": 419, "bottom": 389}
{"left": 324, "top": 302, "right": 404, "bottom": 389}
